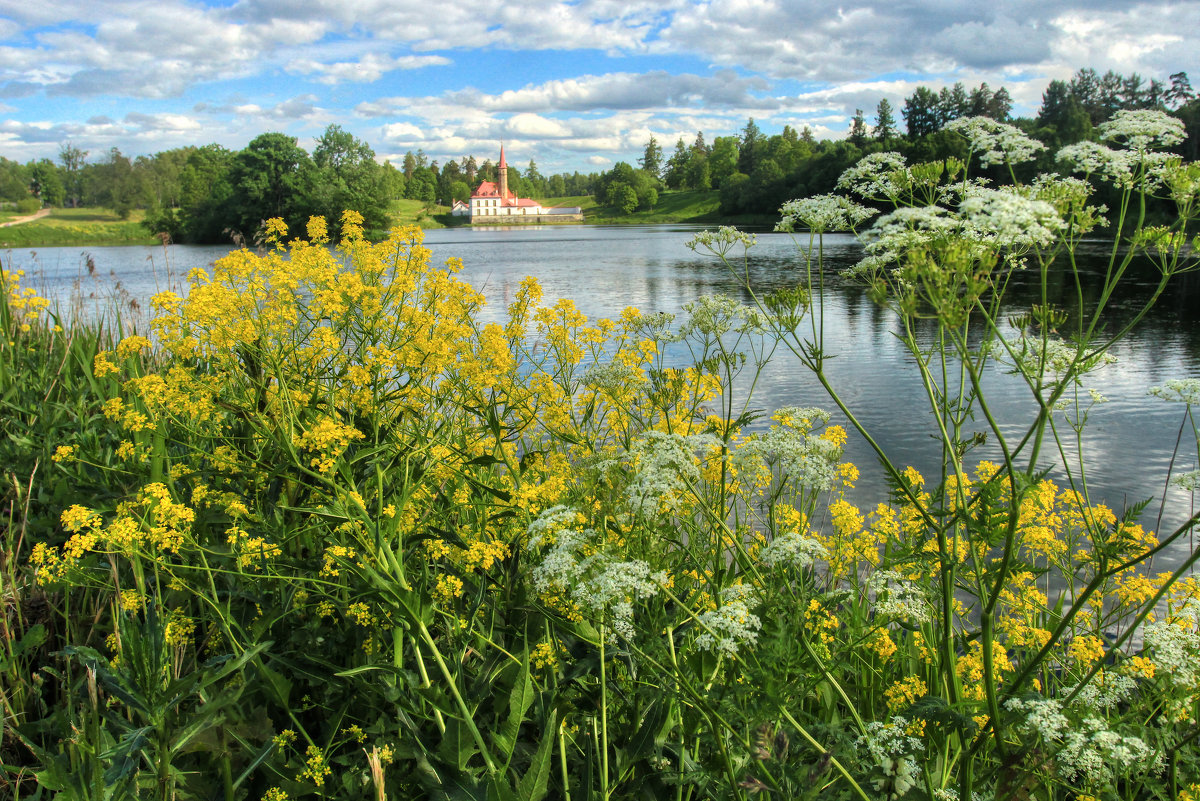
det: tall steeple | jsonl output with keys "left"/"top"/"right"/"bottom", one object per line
{"left": 498, "top": 144, "right": 509, "bottom": 200}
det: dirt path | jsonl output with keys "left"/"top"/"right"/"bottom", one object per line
{"left": 0, "top": 208, "right": 51, "bottom": 227}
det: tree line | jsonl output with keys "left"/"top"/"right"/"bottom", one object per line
{"left": 0, "top": 126, "right": 602, "bottom": 243}
{"left": 594, "top": 69, "right": 1199, "bottom": 218}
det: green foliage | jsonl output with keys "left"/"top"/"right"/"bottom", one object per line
{"left": 3, "top": 113, "right": 1200, "bottom": 801}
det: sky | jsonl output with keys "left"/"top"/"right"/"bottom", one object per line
{"left": 0, "top": 0, "right": 1197, "bottom": 175}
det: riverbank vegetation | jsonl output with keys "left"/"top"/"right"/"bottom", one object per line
{"left": 3, "top": 110, "right": 1200, "bottom": 801}
{"left": 0, "top": 208, "right": 158, "bottom": 248}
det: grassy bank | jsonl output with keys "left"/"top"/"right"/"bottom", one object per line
{"left": 0, "top": 207, "right": 159, "bottom": 248}
{"left": 550, "top": 189, "right": 777, "bottom": 227}
{"left": 0, "top": 194, "right": 771, "bottom": 248}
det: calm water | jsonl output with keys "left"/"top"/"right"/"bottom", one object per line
{"left": 8, "top": 225, "right": 1200, "bottom": 564}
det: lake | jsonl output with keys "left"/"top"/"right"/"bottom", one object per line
{"left": 7, "top": 224, "right": 1200, "bottom": 565}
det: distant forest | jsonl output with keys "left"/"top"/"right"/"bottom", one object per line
{"left": 1, "top": 68, "right": 1197, "bottom": 243}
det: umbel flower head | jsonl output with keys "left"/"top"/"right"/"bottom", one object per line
{"left": 945, "top": 116, "right": 1047, "bottom": 168}
{"left": 776, "top": 194, "right": 874, "bottom": 234}
{"left": 1098, "top": 109, "right": 1187, "bottom": 152}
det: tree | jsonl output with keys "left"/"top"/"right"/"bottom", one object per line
{"left": 0, "top": 157, "right": 29, "bottom": 202}
{"left": 738, "top": 118, "right": 764, "bottom": 175}
{"left": 1038, "top": 81, "right": 1093, "bottom": 146}
{"left": 1168, "top": 72, "right": 1195, "bottom": 109}
{"left": 58, "top": 143, "right": 88, "bottom": 208}
{"left": 311, "top": 124, "right": 390, "bottom": 235}
{"left": 988, "top": 87, "right": 1012, "bottom": 121}
{"left": 684, "top": 152, "right": 711, "bottom": 190}
{"left": 874, "top": 98, "right": 898, "bottom": 141}
{"left": 28, "top": 160, "right": 63, "bottom": 207}
{"left": 663, "top": 138, "right": 690, "bottom": 189}
{"left": 449, "top": 181, "right": 470, "bottom": 203}
{"left": 227, "top": 132, "right": 315, "bottom": 239}
{"left": 609, "top": 182, "right": 638, "bottom": 214}
{"left": 849, "top": 109, "right": 868, "bottom": 147}
{"left": 902, "top": 88, "right": 939, "bottom": 138}
{"left": 639, "top": 136, "right": 663, "bottom": 177}
{"left": 707, "top": 136, "right": 740, "bottom": 188}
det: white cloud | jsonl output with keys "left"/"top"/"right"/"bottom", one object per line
{"left": 287, "top": 52, "right": 451, "bottom": 84}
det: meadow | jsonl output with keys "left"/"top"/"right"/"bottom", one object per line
{"left": 3, "top": 111, "right": 1200, "bottom": 801}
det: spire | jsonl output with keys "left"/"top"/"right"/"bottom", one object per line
{"left": 498, "top": 143, "right": 509, "bottom": 201}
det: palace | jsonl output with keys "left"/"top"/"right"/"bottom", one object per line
{"left": 451, "top": 147, "right": 583, "bottom": 223}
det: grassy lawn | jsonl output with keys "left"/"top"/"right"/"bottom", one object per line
{"left": 539, "top": 190, "right": 776, "bottom": 227}
{"left": 0, "top": 207, "right": 158, "bottom": 248}
{"left": 390, "top": 198, "right": 453, "bottom": 229}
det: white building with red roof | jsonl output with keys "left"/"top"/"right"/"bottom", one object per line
{"left": 461, "top": 147, "right": 582, "bottom": 223}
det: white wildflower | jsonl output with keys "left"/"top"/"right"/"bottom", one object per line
{"left": 867, "top": 569, "right": 932, "bottom": 623}
{"left": 1005, "top": 696, "right": 1070, "bottom": 742}
{"left": 760, "top": 530, "right": 827, "bottom": 569}
{"left": 1171, "top": 470, "right": 1200, "bottom": 492}
{"left": 1066, "top": 670, "right": 1137, "bottom": 709}
{"left": 1057, "top": 141, "right": 1135, "bottom": 186}
{"left": 857, "top": 717, "right": 924, "bottom": 800}
{"left": 945, "top": 116, "right": 1046, "bottom": 167}
{"left": 732, "top": 408, "right": 842, "bottom": 493}
{"left": 836, "top": 152, "right": 910, "bottom": 200}
{"left": 959, "top": 186, "right": 1064, "bottom": 249}
{"left": 526, "top": 507, "right": 666, "bottom": 641}
{"left": 777, "top": 194, "right": 874, "bottom": 233}
{"left": 526, "top": 505, "right": 586, "bottom": 550}
{"left": 991, "top": 335, "right": 1117, "bottom": 381}
{"left": 1098, "top": 109, "right": 1187, "bottom": 152}
{"left": 677, "top": 294, "right": 766, "bottom": 338}
{"left": 623, "top": 430, "right": 718, "bottom": 517}
{"left": 1056, "top": 717, "right": 1160, "bottom": 785}
{"left": 1149, "top": 378, "right": 1200, "bottom": 405}
{"left": 694, "top": 584, "right": 761, "bottom": 657}
{"left": 686, "top": 226, "right": 757, "bottom": 256}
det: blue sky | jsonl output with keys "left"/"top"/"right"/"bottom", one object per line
{"left": 0, "top": 0, "right": 1196, "bottom": 174}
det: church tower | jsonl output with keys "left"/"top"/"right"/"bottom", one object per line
{"left": 498, "top": 145, "right": 509, "bottom": 200}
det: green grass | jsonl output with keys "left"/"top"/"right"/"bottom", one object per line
{"left": 0, "top": 207, "right": 158, "bottom": 248}
{"left": 541, "top": 190, "right": 776, "bottom": 227}
{"left": 390, "top": 198, "right": 453, "bottom": 229}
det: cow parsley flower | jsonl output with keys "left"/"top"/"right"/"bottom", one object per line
{"left": 945, "top": 117, "right": 1046, "bottom": 167}
{"left": 1171, "top": 470, "right": 1200, "bottom": 492}
{"left": 1066, "top": 671, "right": 1137, "bottom": 709}
{"left": 686, "top": 226, "right": 757, "bottom": 256}
{"left": 677, "top": 295, "right": 766, "bottom": 338}
{"left": 1005, "top": 696, "right": 1069, "bottom": 742}
{"left": 836, "top": 152, "right": 910, "bottom": 200}
{"left": 868, "top": 569, "right": 932, "bottom": 623}
{"left": 760, "top": 529, "right": 827, "bottom": 569}
{"left": 857, "top": 717, "right": 925, "bottom": 800}
{"left": 777, "top": 194, "right": 874, "bottom": 233}
{"left": 526, "top": 506, "right": 667, "bottom": 641}
{"left": 959, "top": 186, "right": 1064, "bottom": 249}
{"left": 1057, "top": 141, "right": 1134, "bottom": 186}
{"left": 1056, "top": 717, "right": 1159, "bottom": 785}
{"left": 1149, "top": 378, "right": 1200, "bottom": 405}
{"left": 1098, "top": 109, "right": 1187, "bottom": 152}
{"left": 623, "top": 430, "right": 718, "bottom": 517}
{"left": 732, "top": 407, "right": 843, "bottom": 492}
{"left": 694, "top": 584, "right": 762, "bottom": 657}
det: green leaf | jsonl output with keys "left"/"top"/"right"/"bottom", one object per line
{"left": 494, "top": 650, "right": 533, "bottom": 765}
{"left": 516, "top": 713, "right": 557, "bottom": 801}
